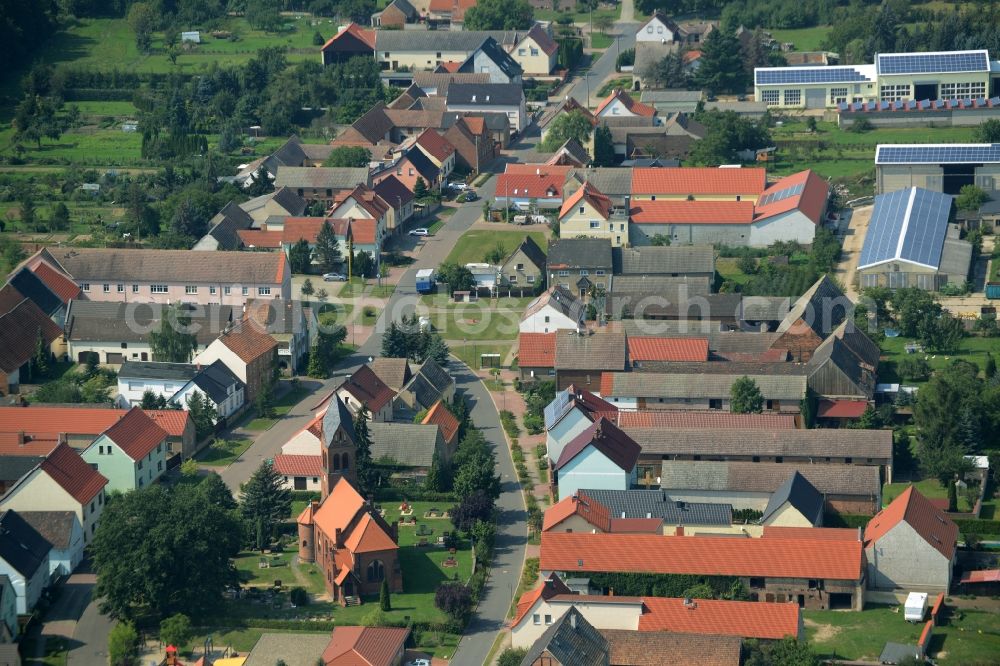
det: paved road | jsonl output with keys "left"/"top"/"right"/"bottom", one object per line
{"left": 567, "top": 0, "right": 639, "bottom": 106}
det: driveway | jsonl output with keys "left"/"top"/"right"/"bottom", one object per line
{"left": 833, "top": 205, "right": 869, "bottom": 301}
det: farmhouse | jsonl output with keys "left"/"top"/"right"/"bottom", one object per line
{"left": 875, "top": 143, "right": 1000, "bottom": 196}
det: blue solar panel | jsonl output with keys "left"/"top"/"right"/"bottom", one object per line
{"left": 877, "top": 51, "right": 988, "bottom": 75}
{"left": 759, "top": 182, "right": 804, "bottom": 207}
{"left": 876, "top": 144, "right": 1000, "bottom": 164}
{"left": 859, "top": 187, "right": 952, "bottom": 270}
{"left": 755, "top": 66, "right": 871, "bottom": 85}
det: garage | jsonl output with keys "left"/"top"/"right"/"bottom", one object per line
{"left": 805, "top": 88, "right": 826, "bottom": 109}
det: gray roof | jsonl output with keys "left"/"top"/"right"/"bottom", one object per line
{"left": 19, "top": 511, "right": 78, "bottom": 550}
{"left": 503, "top": 236, "right": 546, "bottom": 273}
{"left": 368, "top": 358, "right": 411, "bottom": 391}
{"left": 322, "top": 394, "right": 357, "bottom": 447}
{"left": 524, "top": 286, "right": 585, "bottom": 324}
{"left": 660, "top": 460, "right": 882, "bottom": 498}
{"left": 776, "top": 275, "right": 848, "bottom": 338}
{"left": 244, "top": 633, "right": 333, "bottom": 666}
{"left": 447, "top": 83, "right": 524, "bottom": 107}
{"left": 634, "top": 42, "right": 679, "bottom": 79}
{"left": 520, "top": 607, "right": 609, "bottom": 666}
{"left": 0, "top": 455, "right": 44, "bottom": 483}
{"left": 45, "top": 247, "right": 286, "bottom": 285}
{"left": 267, "top": 187, "right": 309, "bottom": 216}
{"left": 191, "top": 360, "right": 244, "bottom": 405}
{"left": 412, "top": 72, "right": 491, "bottom": 94}
{"left": 940, "top": 235, "right": 973, "bottom": 278}
{"left": 460, "top": 37, "right": 523, "bottom": 79}
{"left": 273, "top": 167, "right": 370, "bottom": 190}
{"left": 879, "top": 642, "right": 922, "bottom": 665}
{"left": 0, "top": 510, "right": 50, "bottom": 579}
{"left": 555, "top": 325, "right": 627, "bottom": 371}
{"left": 611, "top": 274, "right": 711, "bottom": 296}
{"left": 374, "top": 29, "right": 525, "bottom": 52}
{"left": 206, "top": 201, "right": 255, "bottom": 250}
{"left": 613, "top": 245, "right": 715, "bottom": 275}
{"left": 65, "top": 301, "right": 236, "bottom": 345}
{"left": 403, "top": 359, "right": 454, "bottom": 411}
{"left": 369, "top": 422, "right": 441, "bottom": 468}
{"left": 704, "top": 100, "right": 768, "bottom": 115}
{"left": 118, "top": 361, "right": 198, "bottom": 382}
{"left": 565, "top": 168, "right": 635, "bottom": 197}
{"left": 761, "top": 471, "right": 824, "bottom": 524}
{"left": 741, "top": 296, "right": 791, "bottom": 322}
{"left": 384, "top": 0, "right": 417, "bottom": 18}
{"left": 640, "top": 90, "right": 704, "bottom": 103}
{"left": 547, "top": 238, "right": 613, "bottom": 271}
{"left": 603, "top": 371, "right": 807, "bottom": 401}
{"left": 627, "top": 427, "right": 893, "bottom": 461}
{"left": 581, "top": 489, "right": 732, "bottom": 526}
{"left": 808, "top": 334, "right": 877, "bottom": 399}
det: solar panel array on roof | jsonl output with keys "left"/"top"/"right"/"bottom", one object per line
{"left": 755, "top": 66, "right": 872, "bottom": 85}
{"left": 875, "top": 144, "right": 1000, "bottom": 164}
{"left": 758, "top": 182, "right": 804, "bottom": 207}
{"left": 858, "top": 187, "right": 953, "bottom": 270}
{"left": 877, "top": 50, "right": 988, "bottom": 75}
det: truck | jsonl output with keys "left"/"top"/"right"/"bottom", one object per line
{"left": 415, "top": 269, "right": 436, "bottom": 294}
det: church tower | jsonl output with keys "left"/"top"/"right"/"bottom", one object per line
{"left": 319, "top": 394, "right": 358, "bottom": 499}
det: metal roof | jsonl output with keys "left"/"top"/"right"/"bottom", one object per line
{"left": 754, "top": 65, "right": 874, "bottom": 86}
{"left": 876, "top": 50, "right": 989, "bottom": 76}
{"left": 859, "top": 187, "right": 953, "bottom": 270}
{"left": 875, "top": 143, "right": 1000, "bottom": 164}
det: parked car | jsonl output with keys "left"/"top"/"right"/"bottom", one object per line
{"left": 409, "top": 228, "right": 429, "bottom": 236}
{"left": 322, "top": 272, "right": 347, "bottom": 281}
{"left": 448, "top": 181, "right": 468, "bottom": 191}
{"left": 460, "top": 190, "right": 478, "bottom": 202}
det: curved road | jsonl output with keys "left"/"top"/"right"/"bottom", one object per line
{"left": 567, "top": 0, "right": 639, "bottom": 106}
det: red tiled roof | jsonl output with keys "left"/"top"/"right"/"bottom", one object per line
{"left": 565, "top": 384, "right": 617, "bottom": 415}
{"left": 817, "top": 399, "right": 869, "bottom": 419}
{"left": 103, "top": 407, "right": 167, "bottom": 460}
{"left": 864, "top": 486, "right": 959, "bottom": 561}
{"left": 0, "top": 407, "right": 124, "bottom": 438}
{"left": 31, "top": 261, "right": 81, "bottom": 303}
{"left": 682, "top": 50, "right": 703, "bottom": 64}
{"left": 543, "top": 491, "right": 613, "bottom": 532}
{"left": 422, "top": 400, "right": 460, "bottom": 445}
{"left": 282, "top": 217, "right": 329, "bottom": 245}
{"left": 960, "top": 569, "right": 1000, "bottom": 584}
{"left": 628, "top": 336, "right": 708, "bottom": 362}
{"left": 460, "top": 116, "right": 486, "bottom": 135}
{"left": 321, "top": 23, "right": 376, "bottom": 51}
{"left": 753, "top": 170, "right": 828, "bottom": 226}
{"left": 631, "top": 167, "right": 767, "bottom": 196}
{"left": 344, "top": 512, "right": 398, "bottom": 554}
{"left": 0, "top": 297, "right": 63, "bottom": 373}
{"left": 219, "top": 321, "right": 279, "bottom": 363}
{"left": 525, "top": 24, "right": 558, "bottom": 56}
{"left": 554, "top": 418, "right": 640, "bottom": 472}
{"left": 762, "top": 526, "right": 861, "bottom": 541}
{"left": 273, "top": 454, "right": 323, "bottom": 477}
{"left": 439, "top": 61, "right": 462, "bottom": 73}
{"left": 639, "top": 597, "right": 800, "bottom": 640}
{"left": 415, "top": 128, "right": 456, "bottom": 163}
{"left": 540, "top": 532, "right": 864, "bottom": 581}
{"left": 559, "top": 181, "right": 613, "bottom": 220}
{"left": 518, "top": 332, "right": 556, "bottom": 368}
{"left": 340, "top": 365, "right": 395, "bottom": 413}
{"left": 629, "top": 200, "right": 755, "bottom": 225}
{"left": 348, "top": 218, "right": 378, "bottom": 245}
{"left": 609, "top": 517, "right": 662, "bottom": 533}
{"left": 496, "top": 172, "right": 566, "bottom": 200}
{"left": 142, "top": 410, "right": 191, "bottom": 437}
{"left": 237, "top": 229, "right": 283, "bottom": 249}
{"left": 0, "top": 432, "right": 60, "bottom": 457}
{"left": 339, "top": 184, "right": 390, "bottom": 220}
{"left": 0, "top": 284, "right": 24, "bottom": 314}
{"left": 39, "top": 443, "right": 108, "bottom": 504}
{"left": 322, "top": 625, "right": 410, "bottom": 666}
{"left": 607, "top": 410, "right": 796, "bottom": 430}
{"left": 513, "top": 573, "right": 573, "bottom": 625}
{"left": 596, "top": 89, "right": 656, "bottom": 117}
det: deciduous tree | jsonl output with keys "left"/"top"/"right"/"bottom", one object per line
{"left": 463, "top": 0, "right": 533, "bottom": 30}
{"left": 539, "top": 110, "right": 594, "bottom": 152}
{"left": 434, "top": 582, "right": 473, "bottom": 622}
{"left": 324, "top": 146, "right": 371, "bottom": 167}
{"left": 108, "top": 621, "right": 140, "bottom": 666}
{"left": 730, "top": 376, "right": 764, "bottom": 414}
{"left": 159, "top": 613, "right": 192, "bottom": 648}
{"left": 150, "top": 305, "right": 198, "bottom": 363}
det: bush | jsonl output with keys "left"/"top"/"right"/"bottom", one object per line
{"left": 289, "top": 587, "right": 308, "bottom": 606}
{"left": 511, "top": 444, "right": 524, "bottom": 463}
{"left": 434, "top": 582, "right": 473, "bottom": 623}
{"left": 897, "top": 356, "right": 931, "bottom": 381}
{"left": 953, "top": 519, "right": 1000, "bottom": 535}
{"left": 499, "top": 410, "right": 520, "bottom": 438}
{"left": 499, "top": 648, "right": 528, "bottom": 666}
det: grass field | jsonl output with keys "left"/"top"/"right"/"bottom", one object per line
{"left": 878, "top": 335, "right": 998, "bottom": 384}
{"left": 235, "top": 548, "right": 327, "bottom": 594}
{"left": 535, "top": 6, "right": 621, "bottom": 24}
{"left": 769, "top": 26, "right": 833, "bottom": 52}
{"left": 420, "top": 296, "right": 532, "bottom": 343}
{"left": 805, "top": 605, "right": 1000, "bottom": 664}
{"left": 197, "top": 436, "right": 253, "bottom": 466}
{"left": 453, "top": 342, "right": 513, "bottom": 370}
{"left": 590, "top": 33, "right": 614, "bottom": 49}
{"left": 444, "top": 229, "right": 548, "bottom": 266}
{"left": 883, "top": 478, "right": 976, "bottom": 512}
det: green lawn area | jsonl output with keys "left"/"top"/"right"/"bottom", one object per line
{"left": 769, "top": 26, "right": 833, "bottom": 52}
{"left": 716, "top": 258, "right": 752, "bottom": 287}
{"left": 339, "top": 279, "right": 395, "bottom": 299}
{"left": 428, "top": 300, "right": 528, "bottom": 342}
{"left": 805, "top": 605, "right": 1000, "bottom": 664}
{"left": 590, "top": 33, "right": 614, "bottom": 49}
{"left": 235, "top": 548, "right": 327, "bottom": 595}
{"left": 883, "top": 478, "right": 976, "bottom": 512}
{"left": 244, "top": 384, "right": 313, "bottom": 430}
{"left": 452, "top": 342, "right": 513, "bottom": 370}
{"left": 444, "top": 229, "right": 548, "bottom": 266}
{"left": 197, "top": 436, "right": 253, "bottom": 466}
{"left": 878, "top": 335, "right": 998, "bottom": 385}
{"left": 535, "top": 6, "right": 620, "bottom": 23}
{"left": 598, "top": 76, "right": 632, "bottom": 97}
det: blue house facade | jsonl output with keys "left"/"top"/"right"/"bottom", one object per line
{"left": 553, "top": 418, "right": 640, "bottom": 500}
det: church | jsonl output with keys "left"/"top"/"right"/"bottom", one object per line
{"left": 296, "top": 395, "right": 402, "bottom": 605}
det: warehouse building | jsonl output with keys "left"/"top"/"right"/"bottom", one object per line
{"left": 755, "top": 49, "right": 1000, "bottom": 109}
{"left": 875, "top": 143, "right": 1000, "bottom": 195}
{"left": 858, "top": 187, "right": 971, "bottom": 290}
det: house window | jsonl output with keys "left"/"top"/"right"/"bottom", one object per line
{"left": 103, "top": 284, "right": 110, "bottom": 293}
{"left": 82, "top": 283, "right": 90, "bottom": 292}
{"left": 579, "top": 270, "right": 589, "bottom": 276}
{"left": 879, "top": 84, "right": 911, "bottom": 102}
{"left": 830, "top": 87, "right": 849, "bottom": 104}
{"left": 782, "top": 89, "right": 801, "bottom": 106}
{"left": 157, "top": 460, "right": 163, "bottom": 471}
{"left": 544, "top": 614, "right": 552, "bottom": 625}
{"left": 209, "top": 286, "right": 217, "bottom": 295}
{"left": 242, "top": 287, "right": 249, "bottom": 296}
{"left": 518, "top": 48, "right": 526, "bottom": 56}
{"left": 709, "top": 398, "right": 722, "bottom": 409}
{"left": 558, "top": 270, "right": 569, "bottom": 277}
{"left": 224, "top": 286, "right": 231, "bottom": 295}
{"left": 533, "top": 614, "right": 541, "bottom": 625}
{"left": 646, "top": 26, "right": 653, "bottom": 33}
{"left": 595, "top": 270, "right": 605, "bottom": 276}
{"left": 157, "top": 443, "right": 162, "bottom": 453}
{"left": 138, "top": 460, "right": 143, "bottom": 470}
{"left": 530, "top": 48, "right": 538, "bottom": 56}
{"left": 117, "top": 284, "right": 125, "bottom": 292}
{"left": 185, "top": 285, "right": 198, "bottom": 294}
{"left": 761, "top": 89, "right": 780, "bottom": 106}
{"left": 516, "top": 263, "right": 524, "bottom": 270}
{"left": 98, "top": 445, "right": 104, "bottom": 455}
{"left": 132, "top": 284, "right": 139, "bottom": 293}
{"left": 940, "top": 81, "right": 986, "bottom": 99}
{"left": 589, "top": 221, "right": 600, "bottom": 228}
{"left": 258, "top": 286, "right": 271, "bottom": 296}
{"left": 510, "top": 274, "right": 518, "bottom": 283}
{"left": 91, "top": 501, "right": 95, "bottom": 513}
{"left": 527, "top": 275, "right": 535, "bottom": 283}
{"left": 151, "top": 284, "right": 168, "bottom": 294}
{"left": 367, "top": 559, "right": 385, "bottom": 582}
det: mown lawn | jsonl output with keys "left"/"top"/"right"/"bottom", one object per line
{"left": 769, "top": 26, "right": 833, "bottom": 52}
{"left": 443, "top": 229, "right": 548, "bottom": 266}
{"left": 882, "top": 478, "right": 976, "bottom": 512}
{"left": 452, "top": 342, "right": 513, "bottom": 370}
{"left": 878, "top": 335, "right": 998, "bottom": 384}
{"left": 590, "top": 32, "right": 614, "bottom": 49}
{"left": 197, "top": 436, "right": 253, "bottom": 466}
{"left": 425, "top": 300, "right": 527, "bottom": 342}
{"left": 234, "top": 548, "right": 327, "bottom": 595}
{"left": 805, "top": 605, "right": 1000, "bottom": 664}
{"left": 535, "top": 6, "right": 620, "bottom": 23}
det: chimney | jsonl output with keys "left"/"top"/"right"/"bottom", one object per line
{"left": 536, "top": 168, "right": 541, "bottom": 176}
{"left": 335, "top": 527, "right": 343, "bottom": 547}
{"left": 675, "top": 525, "right": 684, "bottom": 536}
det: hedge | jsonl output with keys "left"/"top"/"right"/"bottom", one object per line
{"left": 586, "top": 573, "right": 743, "bottom": 599}
{"left": 954, "top": 518, "right": 1000, "bottom": 535}
{"left": 374, "top": 487, "right": 457, "bottom": 503}
{"left": 290, "top": 491, "right": 321, "bottom": 502}
{"left": 824, "top": 513, "right": 873, "bottom": 529}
